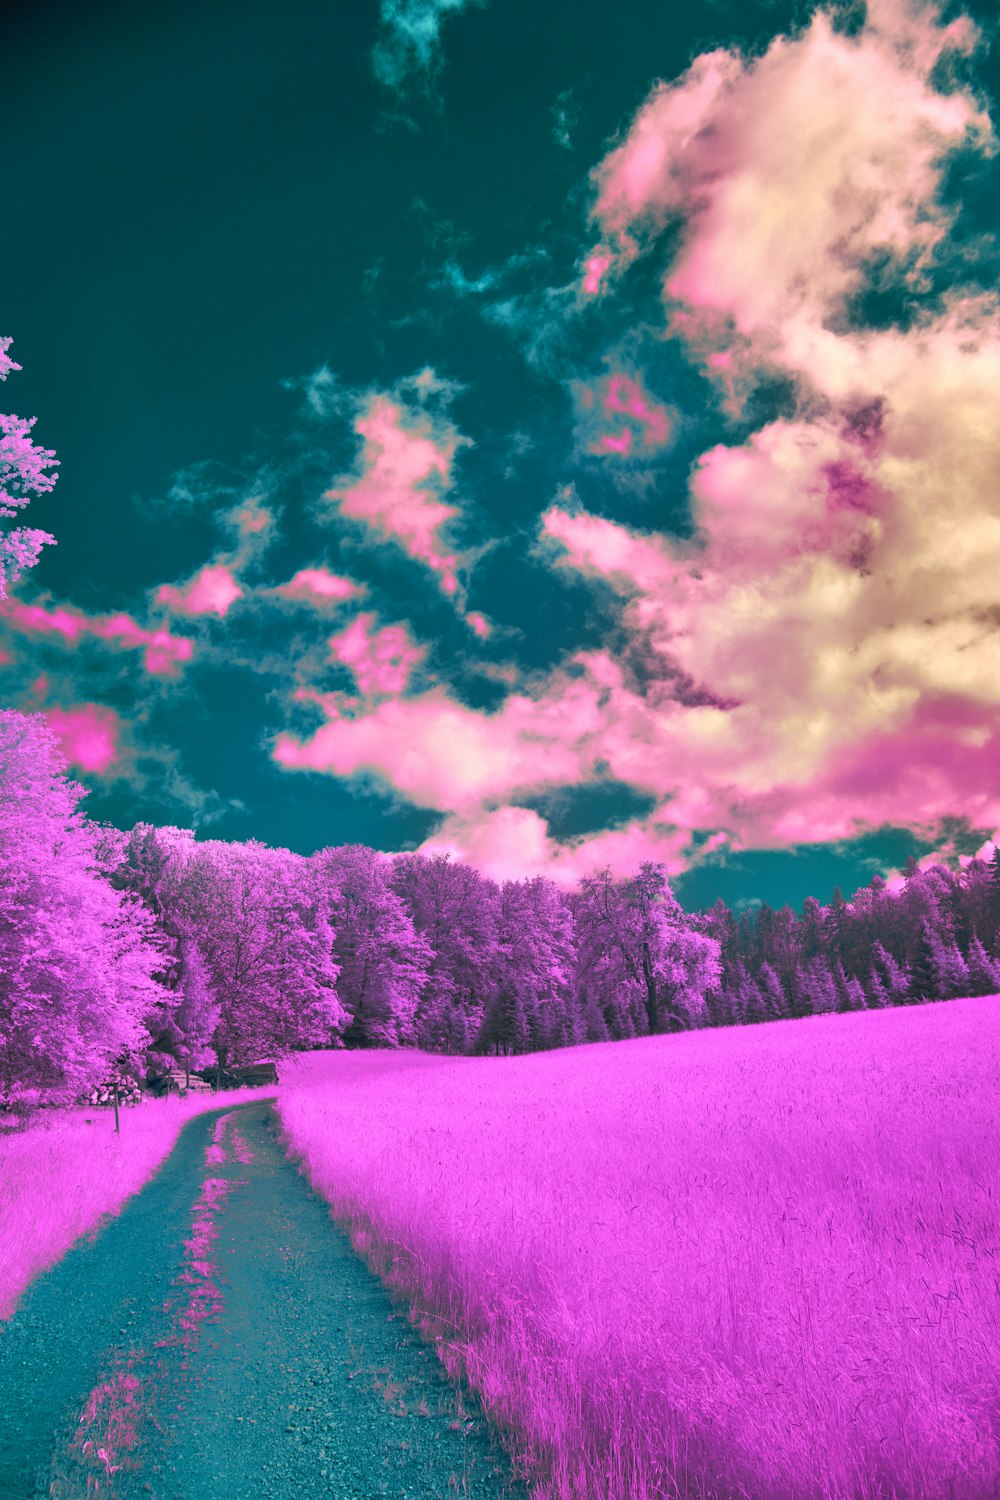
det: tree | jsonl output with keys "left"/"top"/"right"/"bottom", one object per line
{"left": 0, "top": 711, "right": 167, "bottom": 1105}
{"left": 0, "top": 338, "right": 58, "bottom": 596}
{"left": 574, "top": 864, "right": 720, "bottom": 1034}
{"left": 795, "top": 956, "right": 839, "bottom": 1015}
{"left": 317, "top": 844, "right": 428, "bottom": 1047}
{"left": 173, "top": 937, "right": 220, "bottom": 1082}
{"left": 391, "top": 853, "right": 500, "bottom": 1051}
{"left": 965, "top": 936, "right": 1000, "bottom": 997}
{"left": 758, "top": 962, "right": 789, "bottom": 1021}
{"left": 909, "top": 920, "right": 942, "bottom": 1003}
{"left": 185, "top": 840, "right": 345, "bottom": 1069}
{"left": 870, "top": 940, "right": 910, "bottom": 1005}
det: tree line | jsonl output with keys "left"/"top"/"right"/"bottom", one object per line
{"left": 1, "top": 708, "right": 997, "bottom": 1108}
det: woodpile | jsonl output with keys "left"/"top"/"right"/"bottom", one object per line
{"left": 233, "top": 1061, "right": 279, "bottom": 1085}
{"left": 82, "top": 1074, "right": 143, "bottom": 1107}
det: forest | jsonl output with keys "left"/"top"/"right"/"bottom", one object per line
{"left": 3, "top": 704, "right": 999, "bottom": 1111}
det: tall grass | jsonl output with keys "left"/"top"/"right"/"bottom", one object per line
{"left": 277, "top": 1001, "right": 1000, "bottom": 1500}
{"left": 0, "top": 1087, "right": 274, "bottom": 1320}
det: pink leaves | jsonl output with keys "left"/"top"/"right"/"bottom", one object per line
{"left": 0, "top": 337, "right": 57, "bottom": 598}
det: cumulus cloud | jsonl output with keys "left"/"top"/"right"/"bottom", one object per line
{"left": 322, "top": 374, "right": 467, "bottom": 597}
{"left": 328, "top": 613, "right": 426, "bottom": 698}
{"left": 273, "top": 567, "right": 364, "bottom": 609}
{"left": 272, "top": 0, "right": 1000, "bottom": 883}
{"left": 157, "top": 563, "right": 243, "bottom": 619}
{"left": 419, "top": 804, "right": 692, "bottom": 888}
{"left": 586, "top": 1, "right": 989, "bottom": 356}
{"left": 544, "top": 0, "right": 1000, "bottom": 856}
{"left": 372, "top": 0, "right": 486, "bottom": 94}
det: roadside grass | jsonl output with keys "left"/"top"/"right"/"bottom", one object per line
{"left": 276, "top": 999, "right": 1000, "bottom": 1500}
{"left": 0, "top": 1086, "right": 274, "bottom": 1321}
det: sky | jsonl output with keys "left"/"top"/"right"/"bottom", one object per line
{"left": 2, "top": 0, "right": 999, "bottom": 911}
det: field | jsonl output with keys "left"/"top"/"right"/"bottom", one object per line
{"left": 0, "top": 1085, "right": 275, "bottom": 1321}
{"left": 276, "top": 1001, "right": 1000, "bottom": 1500}
{"left": 3, "top": 1002, "right": 998, "bottom": 1498}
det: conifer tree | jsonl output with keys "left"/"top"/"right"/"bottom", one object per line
{"left": 909, "top": 920, "right": 941, "bottom": 1003}
{"left": 965, "top": 936, "right": 1000, "bottom": 996}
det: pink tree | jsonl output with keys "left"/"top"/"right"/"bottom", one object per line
{"left": 0, "top": 711, "right": 167, "bottom": 1106}
{"left": 478, "top": 877, "right": 576, "bottom": 1054}
{"left": 391, "top": 852, "right": 500, "bottom": 1051}
{"left": 573, "top": 864, "right": 721, "bottom": 1035}
{"left": 316, "top": 844, "right": 429, "bottom": 1047}
{"left": 185, "top": 840, "right": 345, "bottom": 1070}
{"left": 0, "top": 338, "right": 58, "bottom": 597}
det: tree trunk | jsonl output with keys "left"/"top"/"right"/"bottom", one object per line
{"left": 113, "top": 1083, "right": 120, "bottom": 1135}
{"left": 640, "top": 940, "right": 658, "bottom": 1033}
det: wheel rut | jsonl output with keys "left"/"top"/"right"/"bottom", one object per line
{"left": 0, "top": 1103, "right": 526, "bottom": 1500}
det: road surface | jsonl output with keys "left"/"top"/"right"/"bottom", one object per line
{"left": 0, "top": 1102, "right": 526, "bottom": 1500}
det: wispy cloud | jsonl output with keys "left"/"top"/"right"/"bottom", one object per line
{"left": 372, "top": 0, "right": 487, "bottom": 95}
{"left": 550, "top": 87, "right": 579, "bottom": 151}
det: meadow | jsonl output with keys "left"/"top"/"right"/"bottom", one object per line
{"left": 0, "top": 1084, "right": 275, "bottom": 1321}
{"left": 276, "top": 1001, "right": 1000, "bottom": 1500}
{"left": 2, "top": 1003, "right": 998, "bottom": 1498}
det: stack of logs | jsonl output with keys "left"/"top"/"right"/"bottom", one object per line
{"left": 83, "top": 1074, "right": 143, "bottom": 1107}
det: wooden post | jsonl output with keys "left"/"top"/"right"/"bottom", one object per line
{"left": 113, "top": 1081, "right": 120, "bottom": 1135}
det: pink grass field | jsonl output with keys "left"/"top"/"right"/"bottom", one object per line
{"left": 276, "top": 1001, "right": 1000, "bottom": 1500}
{"left": 0, "top": 1086, "right": 274, "bottom": 1321}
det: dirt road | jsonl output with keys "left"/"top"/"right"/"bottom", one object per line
{"left": 0, "top": 1103, "right": 526, "bottom": 1499}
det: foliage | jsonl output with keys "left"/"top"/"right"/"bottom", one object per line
{"left": 0, "top": 337, "right": 57, "bottom": 597}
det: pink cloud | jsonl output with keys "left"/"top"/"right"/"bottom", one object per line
{"left": 274, "top": 674, "right": 598, "bottom": 812}
{"left": 43, "top": 704, "right": 121, "bottom": 775}
{"left": 576, "top": 371, "right": 672, "bottom": 459}
{"left": 0, "top": 596, "right": 194, "bottom": 676}
{"left": 328, "top": 613, "right": 425, "bottom": 698}
{"left": 540, "top": 505, "right": 676, "bottom": 595}
{"left": 588, "top": 1, "right": 989, "bottom": 371}
{"left": 420, "top": 805, "right": 692, "bottom": 888}
{"left": 276, "top": 567, "right": 362, "bottom": 607}
{"left": 268, "top": 3, "right": 1000, "bottom": 880}
{"left": 581, "top": 248, "right": 614, "bottom": 296}
{"left": 465, "top": 611, "right": 492, "bottom": 639}
{"left": 157, "top": 563, "right": 243, "bottom": 619}
{"left": 324, "top": 386, "right": 465, "bottom": 595}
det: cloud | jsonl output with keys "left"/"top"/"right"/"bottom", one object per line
{"left": 419, "top": 804, "right": 692, "bottom": 887}
{"left": 273, "top": 667, "right": 601, "bottom": 812}
{"left": 43, "top": 703, "right": 122, "bottom": 775}
{"left": 157, "top": 563, "right": 243, "bottom": 619}
{"left": 328, "top": 613, "right": 426, "bottom": 697}
{"left": 585, "top": 0, "right": 990, "bottom": 362}
{"left": 272, "top": 0, "right": 1000, "bottom": 884}
{"left": 322, "top": 374, "right": 467, "bottom": 597}
{"left": 551, "top": 87, "right": 580, "bottom": 151}
{"left": 154, "top": 496, "right": 277, "bottom": 621}
{"left": 273, "top": 567, "right": 364, "bottom": 609}
{"left": 0, "top": 595, "right": 194, "bottom": 676}
{"left": 574, "top": 370, "right": 673, "bottom": 459}
{"left": 465, "top": 610, "right": 492, "bottom": 639}
{"left": 372, "top": 0, "right": 486, "bottom": 94}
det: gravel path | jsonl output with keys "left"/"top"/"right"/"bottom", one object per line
{"left": 0, "top": 1102, "right": 527, "bottom": 1500}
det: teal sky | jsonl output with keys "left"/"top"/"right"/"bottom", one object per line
{"left": 3, "top": 0, "right": 999, "bottom": 909}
